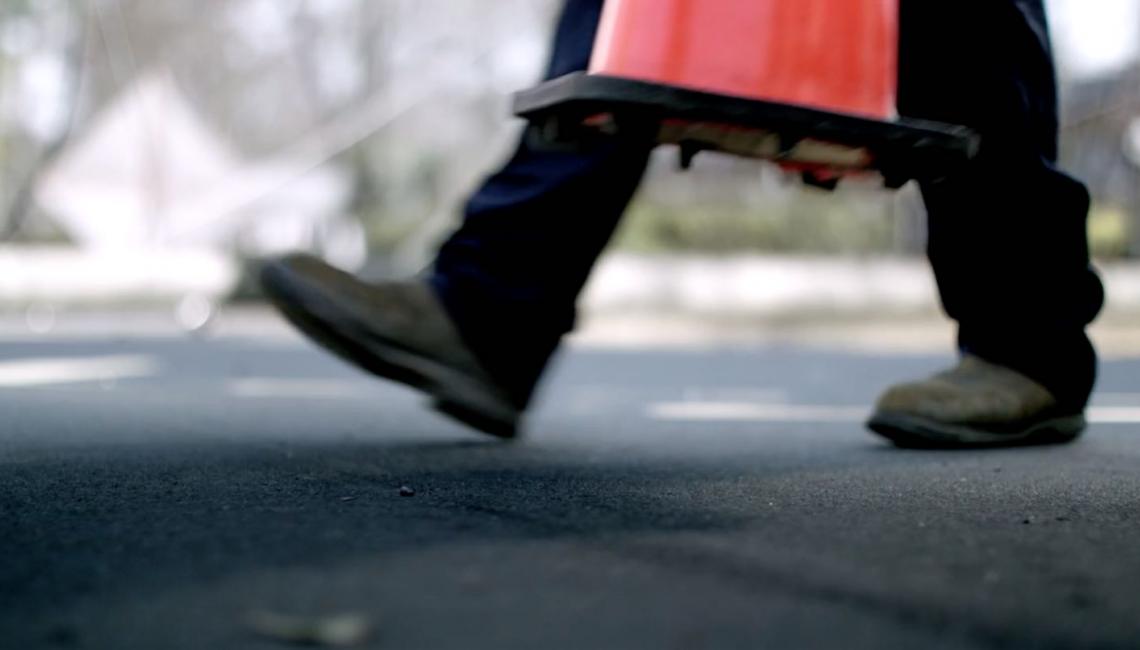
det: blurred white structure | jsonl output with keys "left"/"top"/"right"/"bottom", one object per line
{"left": 36, "top": 70, "right": 362, "bottom": 262}
{"left": 1048, "top": 0, "right": 1140, "bottom": 77}
{"left": 24, "top": 70, "right": 364, "bottom": 306}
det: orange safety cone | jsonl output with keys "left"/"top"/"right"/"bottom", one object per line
{"left": 591, "top": 0, "right": 898, "bottom": 120}
{"left": 514, "top": 0, "right": 978, "bottom": 188}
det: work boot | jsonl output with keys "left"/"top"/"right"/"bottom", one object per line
{"left": 260, "top": 254, "right": 521, "bottom": 438}
{"left": 866, "top": 355, "right": 1087, "bottom": 448}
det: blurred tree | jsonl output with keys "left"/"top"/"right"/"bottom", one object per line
{"left": 1061, "top": 64, "right": 1140, "bottom": 255}
{"left": 1, "top": 0, "right": 85, "bottom": 240}
{"left": 3, "top": 0, "right": 1135, "bottom": 261}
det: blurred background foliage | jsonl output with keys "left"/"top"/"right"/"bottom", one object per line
{"left": 1, "top": 0, "right": 1138, "bottom": 269}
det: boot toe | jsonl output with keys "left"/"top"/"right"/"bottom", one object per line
{"left": 868, "top": 356, "right": 1080, "bottom": 447}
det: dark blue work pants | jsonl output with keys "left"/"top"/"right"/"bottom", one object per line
{"left": 430, "top": 0, "right": 1105, "bottom": 411}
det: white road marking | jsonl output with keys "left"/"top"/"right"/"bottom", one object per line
{"left": 1087, "top": 407, "right": 1140, "bottom": 424}
{"left": 648, "top": 401, "right": 868, "bottom": 423}
{"left": 228, "top": 378, "right": 370, "bottom": 399}
{"left": 650, "top": 401, "right": 1140, "bottom": 425}
{"left": 0, "top": 355, "right": 158, "bottom": 387}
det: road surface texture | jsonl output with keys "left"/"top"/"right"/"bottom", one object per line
{"left": 2, "top": 312, "right": 1139, "bottom": 649}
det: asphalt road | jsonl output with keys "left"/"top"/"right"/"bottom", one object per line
{"left": 2, "top": 320, "right": 1140, "bottom": 649}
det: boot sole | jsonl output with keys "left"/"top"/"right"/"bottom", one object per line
{"left": 866, "top": 411, "right": 1086, "bottom": 449}
{"left": 260, "top": 261, "right": 520, "bottom": 439}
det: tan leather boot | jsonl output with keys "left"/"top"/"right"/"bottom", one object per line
{"left": 867, "top": 355, "right": 1086, "bottom": 448}
{"left": 260, "top": 254, "right": 521, "bottom": 438}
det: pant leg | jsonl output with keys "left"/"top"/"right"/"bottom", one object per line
{"left": 898, "top": 0, "right": 1105, "bottom": 411}
{"left": 430, "top": 0, "right": 652, "bottom": 406}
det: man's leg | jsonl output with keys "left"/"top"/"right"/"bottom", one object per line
{"left": 430, "top": 0, "right": 652, "bottom": 407}
{"left": 871, "top": 0, "right": 1104, "bottom": 445}
{"left": 261, "top": 0, "right": 651, "bottom": 436}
